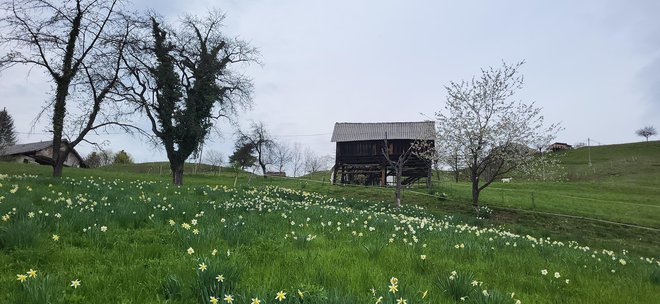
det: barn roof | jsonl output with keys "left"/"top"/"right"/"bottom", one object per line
{"left": 331, "top": 121, "right": 435, "bottom": 142}
{"left": 0, "top": 141, "right": 53, "bottom": 156}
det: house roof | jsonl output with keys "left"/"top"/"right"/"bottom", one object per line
{"left": 0, "top": 141, "right": 53, "bottom": 156}
{"left": 0, "top": 140, "right": 85, "bottom": 165}
{"left": 331, "top": 121, "right": 436, "bottom": 142}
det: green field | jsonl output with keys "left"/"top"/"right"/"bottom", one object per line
{"left": 0, "top": 141, "right": 659, "bottom": 303}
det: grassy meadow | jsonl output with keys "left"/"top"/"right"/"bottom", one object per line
{"left": 0, "top": 141, "right": 659, "bottom": 303}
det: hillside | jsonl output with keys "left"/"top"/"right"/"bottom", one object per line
{"left": 558, "top": 140, "right": 660, "bottom": 185}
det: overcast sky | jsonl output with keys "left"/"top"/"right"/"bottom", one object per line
{"left": 1, "top": 0, "right": 659, "bottom": 166}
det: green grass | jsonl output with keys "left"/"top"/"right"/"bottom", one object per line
{"left": 0, "top": 162, "right": 659, "bottom": 303}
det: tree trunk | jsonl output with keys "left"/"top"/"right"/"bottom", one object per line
{"left": 51, "top": 86, "right": 68, "bottom": 178}
{"left": 260, "top": 163, "right": 267, "bottom": 178}
{"left": 470, "top": 171, "right": 480, "bottom": 210}
{"left": 172, "top": 162, "right": 184, "bottom": 185}
{"left": 395, "top": 165, "right": 402, "bottom": 208}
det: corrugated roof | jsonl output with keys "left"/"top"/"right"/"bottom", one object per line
{"left": 331, "top": 121, "right": 436, "bottom": 142}
{"left": 0, "top": 141, "right": 53, "bottom": 156}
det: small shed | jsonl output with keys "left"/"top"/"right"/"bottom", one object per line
{"left": 331, "top": 121, "right": 435, "bottom": 186}
{"left": 0, "top": 140, "right": 86, "bottom": 168}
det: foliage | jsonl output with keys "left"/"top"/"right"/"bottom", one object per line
{"left": 229, "top": 142, "right": 257, "bottom": 170}
{"left": 0, "top": 107, "right": 17, "bottom": 150}
{"left": 436, "top": 61, "right": 560, "bottom": 209}
{"left": 112, "top": 150, "right": 134, "bottom": 164}
{"left": 636, "top": 126, "right": 657, "bottom": 142}
{"left": 121, "top": 12, "right": 257, "bottom": 185}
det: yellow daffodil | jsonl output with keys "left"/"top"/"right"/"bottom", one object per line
{"left": 27, "top": 269, "right": 37, "bottom": 278}
{"left": 198, "top": 263, "right": 207, "bottom": 272}
{"left": 70, "top": 279, "right": 81, "bottom": 288}
{"left": 297, "top": 289, "right": 304, "bottom": 299}
{"left": 375, "top": 296, "right": 384, "bottom": 304}
{"left": 396, "top": 297, "right": 407, "bottom": 304}
{"left": 389, "top": 277, "right": 398, "bottom": 285}
{"left": 388, "top": 284, "right": 398, "bottom": 294}
{"left": 223, "top": 294, "right": 234, "bottom": 303}
{"left": 250, "top": 297, "right": 261, "bottom": 304}
{"left": 216, "top": 274, "right": 225, "bottom": 282}
{"left": 16, "top": 274, "right": 28, "bottom": 282}
{"left": 52, "top": 234, "right": 60, "bottom": 241}
{"left": 275, "top": 291, "right": 286, "bottom": 301}
{"left": 210, "top": 296, "right": 219, "bottom": 304}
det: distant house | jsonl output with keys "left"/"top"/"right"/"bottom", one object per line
{"left": 548, "top": 142, "right": 572, "bottom": 152}
{"left": 331, "top": 121, "right": 435, "bottom": 186}
{"left": 0, "top": 140, "right": 86, "bottom": 168}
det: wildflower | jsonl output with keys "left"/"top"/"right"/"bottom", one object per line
{"left": 193, "top": 229, "right": 200, "bottom": 235}
{"left": 212, "top": 249, "right": 218, "bottom": 256}
{"left": 16, "top": 274, "right": 28, "bottom": 282}
{"left": 275, "top": 291, "right": 286, "bottom": 301}
{"left": 388, "top": 284, "right": 398, "bottom": 293}
{"left": 198, "top": 263, "right": 207, "bottom": 272}
{"left": 370, "top": 287, "right": 376, "bottom": 295}
{"left": 210, "top": 296, "right": 219, "bottom": 304}
{"left": 460, "top": 296, "right": 468, "bottom": 301}
{"left": 100, "top": 226, "right": 107, "bottom": 232}
{"left": 216, "top": 274, "right": 225, "bottom": 282}
{"left": 169, "top": 219, "right": 176, "bottom": 226}
{"left": 420, "top": 255, "right": 427, "bottom": 260}
{"left": 375, "top": 296, "right": 384, "bottom": 304}
{"left": 297, "top": 289, "right": 305, "bottom": 299}
{"left": 390, "top": 277, "right": 399, "bottom": 285}
{"left": 28, "top": 212, "right": 35, "bottom": 218}
{"left": 223, "top": 294, "right": 234, "bottom": 303}
{"left": 515, "top": 300, "right": 521, "bottom": 304}
{"left": 421, "top": 290, "right": 428, "bottom": 299}
{"left": 554, "top": 272, "right": 560, "bottom": 279}
{"left": 619, "top": 259, "right": 626, "bottom": 265}
{"left": 181, "top": 223, "right": 191, "bottom": 230}
{"left": 482, "top": 290, "right": 489, "bottom": 297}
{"left": 52, "top": 234, "right": 60, "bottom": 241}
{"left": 250, "top": 298, "right": 261, "bottom": 304}
{"left": 27, "top": 269, "right": 37, "bottom": 278}
{"left": 565, "top": 279, "right": 570, "bottom": 284}
{"left": 541, "top": 269, "right": 548, "bottom": 275}
{"left": 70, "top": 279, "right": 81, "bottom": 288}
{"left": 396, "top": 298, "right": 407, "bottom": 304}
{"left": 187, "top": 247, "right": 195, "bottom": 255}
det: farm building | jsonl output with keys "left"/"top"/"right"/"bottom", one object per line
{"left": 548, "top": 142, "right": 573, "bottom": 152}
{"left": 0, "top": 140, "right": 86, "bottom": 168}
{"left": 331, "top": 121, "right": 435, "bottom": 186}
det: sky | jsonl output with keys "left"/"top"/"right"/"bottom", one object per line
{"left": 1, "top": 0, "right": 659, "bottom": 168}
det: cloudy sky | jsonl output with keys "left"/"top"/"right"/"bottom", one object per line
{"left": 1, "top": 0, "right": 659, "bottom": 165}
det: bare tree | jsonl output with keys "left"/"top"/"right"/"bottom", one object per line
{"left": 436, "top": 61, "right": 559, "bottom": 210}
{"left": 291, "top": 142, "right": 304, "bottom": 177}
{"left": 205, "top": 149, "right": 225, "bottom": 174}
{"left": 237, "top": 121, "right": 274, "bottom": 178}
{"left": 120, "top": 12, "right": 257, "bottom": 185}
{"left": 270, "top": 141, "right": 293, "bottom": 174}
{"left": 0, "top": 0, "right": 135, "bottom": 177}
{"left": 636, "top": 126, "right": 657, "bottom": 142}
{"left": 303, "top": 148, "right": 328, "bottom": 176}
{"left": 381, "top": 139, "right": 434, "bottom": 208}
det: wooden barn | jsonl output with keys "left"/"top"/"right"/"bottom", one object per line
{"left": 0, "top": 140, "right": 86, "bottom": 168}
{"left": 331, "top": 121, "right": 435, "bottom": 186}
